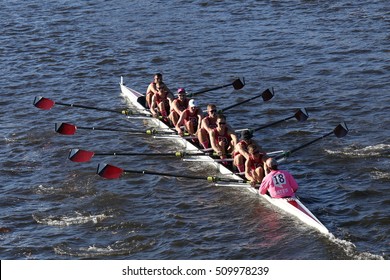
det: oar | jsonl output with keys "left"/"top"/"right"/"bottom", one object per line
{"left": 68, "top": 149, "right": 216, "bottom": 162}
{"left": 97, "top": 163, "right": 247, "bottom": 183}
{"left": 33, "top": 96, "right": 150, "bottom": 116}
{"left": 276, "top": 122, "right": 349, "bottom": 160}
{"left": 187, "top": 77, "right": 245, "bottom": 97}
{"left": 240, "top": 108, "right": 309, "bottom": 133}
{"left": 220, "top": 88, "right": 274, "bottom": 112}
{"left": 54, "top": 122, "right": 175, "bottom": 136}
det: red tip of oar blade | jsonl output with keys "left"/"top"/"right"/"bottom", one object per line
{"left": 97, "top": 164, "right": 123, "bottom": 179}
{"left": 68, "top": 149, "right": 95, "bottom": 162}
{"left": 55, "top": 123, "right": 77, "bottom": 135}
{"left": 33, "top": 96, "right": 55, "bottom": 110}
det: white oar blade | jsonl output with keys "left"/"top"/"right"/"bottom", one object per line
{"left": 97, "top": 164, "right": 124, "bottom": 179}
{"left": 68, "top": 149, "right": 95, "bottom": 162}
{"left": 33, "top": 96, "right": 55, "bottom": 110}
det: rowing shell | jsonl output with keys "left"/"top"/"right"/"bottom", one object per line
{"left": 119, "top": 77, "right": 329, "bottom": 235}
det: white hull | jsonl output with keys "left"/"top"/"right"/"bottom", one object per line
{"left": 119, "top": 77, "right": 329, "bottom": 235}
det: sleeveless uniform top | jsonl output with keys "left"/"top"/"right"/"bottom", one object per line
{"left": 183, "top": 108, "right": 200, "bottom": 127}
{"left": 212, "top": 128, "right": 232, "bottom": 147}
{"left": 171, "top": 98, "right": 189, "bottom": 113}
{"left": 155, "top": 92, "right": 169, "bottom": 106}
{"left": 202, "top": 116, "right": 218, "bottom": 130}
{"left": 233, "top": 139, "right": 250, "bottom": 157}
{"left": 247, "top": 153, "right": 265, "bottom": 172}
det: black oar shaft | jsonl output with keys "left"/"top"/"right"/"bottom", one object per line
{"left": 124, "top": 169, "right": 209, "bottom": 180}
{"left": 122, "top": 169, "right": 245, "bottom": 183}
{"left": 77, "top": 126, "right": 144, "bottom": 134}
{"left": 191, "top": 83, "right": 232, "bottom": 96}
{"left": 55, "top": 102, "right": 123, "bottom": 114}
{"left": 252, "top": 115, "right": 294, "bottom": 132}
{"left": 221, "top": 88, "right": 273, "bottom": 112}
{"left": 276, "top": 131, "right": 334, "bottom": 160}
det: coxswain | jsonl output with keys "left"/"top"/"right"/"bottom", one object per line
{"left": 150, "top": 82, "right": 172, "bottom": 119}
{"left": 169, "top": 88, "right": 189, "bottom": 127}
{"left": 259, "top": 158, "right": 299, "bottom": 198}
{"left": 175, "top": 99, "right": 203, "bottom": 136}
{"left": 197, "top": 104, "right": 218, "bottom": 149}
{"left": 233, "top": 129, "right": 259, "bottom": 173}
{"left": 244, "top": 144, "right": 267, "bottom": 185}
{"left": 209, "top": 114, "right": 238, "bottom": 162}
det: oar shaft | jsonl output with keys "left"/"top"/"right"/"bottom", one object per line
{"left": 221, "top": 88, "right": 273, "bottom": 112}
{"left": 252, "top": 115, "right": 294, "bottom": 132}
{"left": 190, "top": 83, "right": 232, "bottom": 97}
{"left": 221, "top": 95, "right": 261, "bottom": 112}
{"left": 76, "top": 126, "right": 145, "bottom": 134}
{"left": 276, "top": 131, "right": 333, "bottom": 160}
{"left": 55, "top": 102, "right": 123, "bottom": 114}
{"left": 123, "top": 169, "right": 210, "bottom": 180}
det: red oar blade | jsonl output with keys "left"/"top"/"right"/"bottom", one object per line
{"left": 55, "top": 123, "right": 77, "bottom": 135}
{"left": 295, "top": 108, "right": 309, "bottom": 122}
{"left": 97, "top": 164, "right": 124, "bottom": 179}
{"left": 68, "top": 149, "right": 95, "bottom": 162}
{"left": 33, "top": 96, "right": 55, "bottom": 110}
{"left": 261, "top": 88, "right": 274, "bottom": 101}
{"left": 232, "top": 78, "right": 245, "bottom": 90}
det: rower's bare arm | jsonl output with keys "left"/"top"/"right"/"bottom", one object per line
{"left": 209, "top": 130, "right": 221, "bottom": 155}
{"left": 175, "top": 111, "right": 186, "bottom": 135}
{"left": 150, "top": 96, "right": 158, "bottom": 117}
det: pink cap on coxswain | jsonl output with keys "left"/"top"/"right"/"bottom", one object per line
{"left": 177, "top": 88, "right": 186, "bottom": 94}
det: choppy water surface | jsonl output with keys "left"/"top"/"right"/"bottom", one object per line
{"left": 0, "top": 0, "right": 389, "bottom": 260}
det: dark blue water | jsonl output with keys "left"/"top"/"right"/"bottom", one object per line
{"left": 1, "top": 0, "right": 389, "bottom": 260}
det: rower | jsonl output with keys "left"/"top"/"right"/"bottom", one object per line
{"left": 175, "top": 99, "right": 203, "bottom": 136}
{"left": 169, "top": 88, "right": 189, "bottom": 127}
{"left": 233, "top": 129, "right": 258, "bottom": 173}
{"left": 209, "top": 114, "right": 237, "bottom": 164}
{"left": 150, "top": 82, "right": 172, "bottom": 119}
{"left": 244, "top": 144, "right": 267, "bottom": 185}
{"left": 197, "top": 104, "right": 218, "bottom": 149}
{"left": 145, "top": 73, "right": 173, "bottom": 108}
{"left": 259, "top": 158, "right": 299, "bottom": 198}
